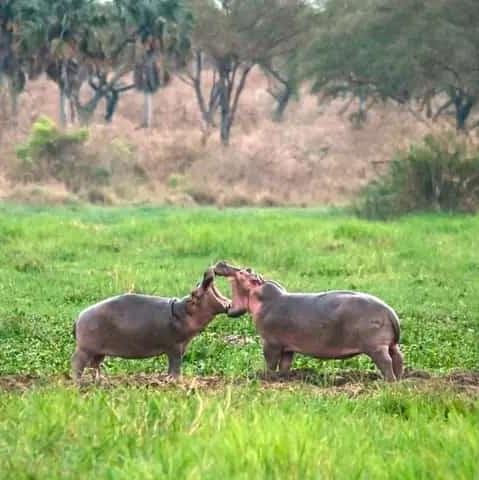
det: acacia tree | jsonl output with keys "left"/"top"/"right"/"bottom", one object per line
{"left": 260, "top": 8, "right": 312, "bottom": 122}
{"left": 307, "top": 0, "right": 479, "bottom": 131}
{"left": 186, "top": 0, "right": 308, "bottom": 145}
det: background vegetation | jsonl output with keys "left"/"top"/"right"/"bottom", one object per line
{"left": 2, "top": 1, "right": 479, "bottom": 212}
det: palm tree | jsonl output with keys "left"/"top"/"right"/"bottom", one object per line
{"left": 114, "top": 0, "right": 191, "bottom": 127}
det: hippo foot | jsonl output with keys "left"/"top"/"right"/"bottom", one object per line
{"left": 262, "top": 371, "right": 281, "bottom": 382}
{"left": 278, "top": 371, "right": 293, "bottom": 380}
{"left": 165, "top": 374, "right": 182, "bottom": 383}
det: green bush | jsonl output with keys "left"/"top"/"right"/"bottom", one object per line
{"left": 13, "top": 117, "right": 146, "bottom": 198}
{"left": 16, "top": 116, "right": 89, "bottom": 162}
{"left": 356, "top": 132, "right": 479, "bottom": 219}
{"left": 15, "top": 117, "right": 91, "bottom": 190}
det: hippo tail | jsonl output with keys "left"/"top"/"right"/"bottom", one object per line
{"left": 389, "top": 309, "right": 400, "bottom": 344}
{"left": 72, "top": 321, "right": 77, "bottom": 340}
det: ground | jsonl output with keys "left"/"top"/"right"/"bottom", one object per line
{"left": 0, "top": 206, "right": 478, "bottom": 479}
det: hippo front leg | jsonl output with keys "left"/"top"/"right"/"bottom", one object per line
{"left": 263, "top": 342, "right": 282, "bottom": 377}
{"left": 166, "top": 345, "right": 184, "bottom": 379}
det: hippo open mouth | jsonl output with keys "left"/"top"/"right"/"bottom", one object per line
{"left": 200, "top": 267, "right": 232, "bottom": 313}
{"left": 212, "top": 261, "right": 259, "bottom": 317}
{"left": 210, "top": 282, "right": 232, "bottom": 312}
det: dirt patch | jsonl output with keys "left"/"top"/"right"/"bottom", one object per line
{"left": 1, "top": 369, "right": 478, "bottom": 396}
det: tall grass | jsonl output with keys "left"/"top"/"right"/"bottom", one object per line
{"left": 0, "top": 386, "right": 478, "bottom": 479}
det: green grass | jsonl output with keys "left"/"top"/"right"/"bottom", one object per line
{"left": 0, "top": 385, "right": 478, "bottom": 479}
{"left": 0, "top": 205, "right": 478, "bottom": 478}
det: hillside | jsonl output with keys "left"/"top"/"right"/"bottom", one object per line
{"left": 0, "top": 70, "right": 432, "bottom": 206}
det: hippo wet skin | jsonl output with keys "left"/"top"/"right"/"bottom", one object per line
{"left": 71, "top": 268, "right": 230, "bottom": 382}
{"left": 214, "top": 262, "right": 403, "bottom": 381}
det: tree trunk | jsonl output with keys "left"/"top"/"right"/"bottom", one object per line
{"left": 220, "top": 113, "right": 232, "bottom": 146}
{"left": 218, "top": 68, "right": 231, "bottom": 146}
{"left": 6, "top": 78, "right": 18, "bottom": 123}
{"left": 272, "top": 85, "right": 292, "bottom": 122}
{"left": 105, "top": 90, "right": 119, "bottom": 123}
{"left": 59, "top": 89, "right": 68, "bottom": 127}
{"left": 142, "top": 92, "right": 153, "bottom": 128}
{"left": 75, "top": 90, "right": 104, "bottom": 125}
{"left": 453, "top": 93, "right": 474, "bottom": 132}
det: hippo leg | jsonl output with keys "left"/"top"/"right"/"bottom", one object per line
{"left": 71, "top": 347, "right": 92, "bottom": 383}
{"left": 166, "top": 346, "right": 183, "bottom": 378}
{"left": 263, "top": 342, "right": 282, "bottom": 374}
{"left": 389, "top": 344, "right": 404, "bottom": 380}
{"left": 279, "top": 351, "right": 295, "bottom": 375}
{"left": 89, "top": 355, "right": 106, "bottom": 383}
{"left": 367, "top": 346, "right": 397, "bottom": 382}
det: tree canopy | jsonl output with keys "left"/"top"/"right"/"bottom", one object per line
{"left": 3, "top": 0, "right": 479, "bottom": 141}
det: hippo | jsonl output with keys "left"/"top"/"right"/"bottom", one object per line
{"left": 71, "top": 267, "right": 231, "bottom": 382}
{"left": 214, "top": 261, "right": 403, "bottom": 381}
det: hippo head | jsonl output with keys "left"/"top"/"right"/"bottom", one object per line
{"left": 188, "top": 267, "right": 232, "bottom": 316}
{"left": 214, "top": 261, "right": 264, "bottom": 317}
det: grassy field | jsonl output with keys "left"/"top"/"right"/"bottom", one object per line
{"left": 0, "top": 205, "right": 478, "bottom": 479}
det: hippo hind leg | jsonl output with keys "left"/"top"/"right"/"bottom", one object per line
{"left": 89, "top": 355, "right": 106, "bottom": 383}
{"left": 71, "top": 347, "right": 92, "bottom": 383}
{"left": 367, "top": 346, "right": 397, "bottom": 382}
{"left": 279, "top": 351, "right": 295, "bottom": 376}
{"left": 389, "top": 344, "right": 404, "bottom": 380}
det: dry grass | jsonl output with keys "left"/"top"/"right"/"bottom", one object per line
{"left": 0, "top": 69, "right": 437, "bottom": 205}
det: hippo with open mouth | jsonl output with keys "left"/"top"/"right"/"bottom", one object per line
{"left": 72, "top": 267, "right": 231, "bottom": 382}
{"left": 215, "top": 261, "right": 403, "bottom": 381}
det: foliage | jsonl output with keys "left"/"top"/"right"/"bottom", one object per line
{"left": 13, "top": 117, "right": 144, "bottom": 195}
{"left": 15, "top": 116, "right": 89, "bottom": 187}
{"left": 187, "top": 0, "right": 308, "bottom": 143}
{"left": 16, "top": 116, "right": 88, "bottom": 160}
{"left": 356, "top": 133, "right": 479, "bottom": 219}
{"left": 307, "top": 0, "right": 479, "bottom": 130}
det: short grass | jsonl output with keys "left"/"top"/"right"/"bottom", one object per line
{"left": 0, "top": 205, "right": 478, "bottom": 479}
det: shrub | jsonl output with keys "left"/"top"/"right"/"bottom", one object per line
{"left": 356, "top": 132, "right": 479, "bottom": 219}
{"left": 15, "top": 117, "right": 90, "bottom": 190}
{"left": 13, "top": 117, "right": 146, "bottom": 197}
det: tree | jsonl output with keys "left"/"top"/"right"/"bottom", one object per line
{"left": 24, "top": 0, "right": 112, "bottom": 126}
{"left": 0, "top": 0, "right": 27, "bottom": 122}
{"left": 187, "top": 0, "right": 308, "bottom": 145}
{"left": 260, "top": 7, "right": 312, "bottom": 122}
{"left": 306, "top": 0, "right": 479, "bottom": 131}
{"left": 114, "top": 0, "right": 191, "bottom": 128}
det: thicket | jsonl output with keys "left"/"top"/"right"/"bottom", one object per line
{"left": 357, "top": 133, "right": 479, "bottom": 218}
